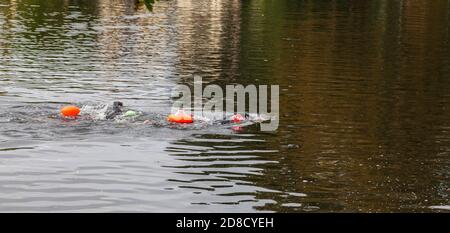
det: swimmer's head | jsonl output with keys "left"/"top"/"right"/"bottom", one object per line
{"left": 113, "top": 101, "right": 123, "bottom": 112}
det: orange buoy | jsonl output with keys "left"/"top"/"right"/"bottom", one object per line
{"left": 60, "top": 105, "right": 80, "bottom": 117}
{"left": 167, "top": 110, "right": 193, "bottom": 124}
{"left": 231, "top": 114, "right": 245, "bottom": 123}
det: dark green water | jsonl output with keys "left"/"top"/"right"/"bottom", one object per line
{"left": 0, "top": 0, "right": 449, "bottom": 212}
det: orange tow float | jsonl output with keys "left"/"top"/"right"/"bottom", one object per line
{"left": 167, "top": 110, "right": 193, "bottom": 124}
{"left": 60, "top": 105, "right": 81, "bottom": 117}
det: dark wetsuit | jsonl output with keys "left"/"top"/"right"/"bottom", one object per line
{"left": 106, "top": 101, "right": 123, "bottom": 119}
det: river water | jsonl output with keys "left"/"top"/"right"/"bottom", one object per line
{"left": 0, "top": 0, "right": 449, "bottom": 212}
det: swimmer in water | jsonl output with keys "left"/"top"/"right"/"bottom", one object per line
{"left": 103, "top": 101, "right": 250, "bottom": 126}
{"left": 106, "top": 101, "right": 123, "bottom": 120}
{"left": 218, "top": 113, "right": 250, "bottom": 124}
